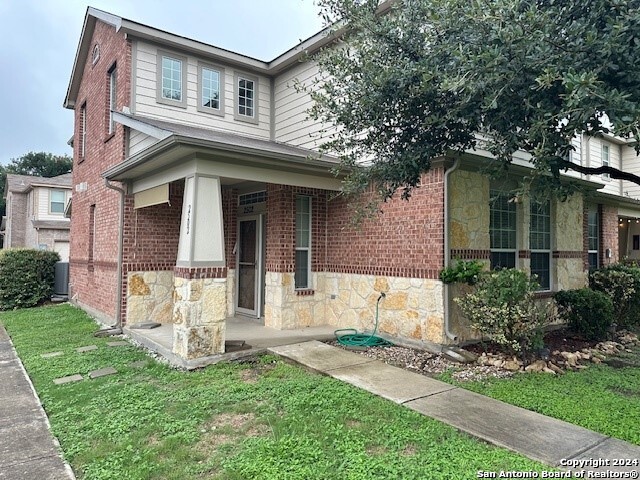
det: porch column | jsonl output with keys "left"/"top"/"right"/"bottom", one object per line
{"left": 172, "top": 174, "right": 228, "bottom": 359}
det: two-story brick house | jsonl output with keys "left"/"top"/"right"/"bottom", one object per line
{"left": 1, "top": 173, "right": 72, "bottom": 260}
{"left": 64, "top": 6, "right": 640, "bottom": 361}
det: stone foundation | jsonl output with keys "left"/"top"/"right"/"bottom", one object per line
{"left": 172, "top": 277, "right": 227, "bottom": 359}
{"left": 265, "top": 271, "right": 445, "bottom": 344}
{"left": 126, "top": 271, "right": 175, "bottom": 324}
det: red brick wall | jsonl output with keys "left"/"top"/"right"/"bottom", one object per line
{"left": 600, "top": 204, "right": 619, "bottom": 266}
{"left": 265, "top": 184, "right": 327, "bottom": 274}
{"left": 69, "top": 19, "right": 131, "bottom": 321}
{"left": 325, "top": 168, "right": 445, "bottom": 279}
{"left": 222, "top": 188, "right": 238, "bottom": 270}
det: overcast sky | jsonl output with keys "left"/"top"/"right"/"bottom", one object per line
{"left": 0, "top": 0, "right": 324, "bottom": 163}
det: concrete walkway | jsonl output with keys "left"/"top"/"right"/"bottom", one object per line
{"left": 0, "top": 326, "right": 74, "bottom": 480}
{"left": 270, "top": 341, "right": 640, "bottom": 475}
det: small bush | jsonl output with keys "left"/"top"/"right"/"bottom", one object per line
{"left": 590, "top": 264, "right": 640, "bottom": 328}
{"left": 0, "top": 249, "right": 60, "bottom": 310}
{"left": 454, "top": 268, "right": 553, "bottom": 354}
{"left": 555, "top": 288, "right": 614, "bottom": 340}
{"left": 439, "top": 259, "right": 484, "bottom": 285}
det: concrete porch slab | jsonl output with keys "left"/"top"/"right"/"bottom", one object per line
{"left": 124, "top": 318, "right": 337, "bottom": 369}
{"left": 326, "top": 360, "right": 457, "bottom": 404}
{"left": 404, "top": 388, "right": 607, "bottom": 466}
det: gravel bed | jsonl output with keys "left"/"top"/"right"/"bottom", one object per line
{"left": 329, "top": 342, "right": 514, "bottom": 382}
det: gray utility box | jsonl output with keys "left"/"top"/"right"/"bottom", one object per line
{"left": 54, "top": 262, "right": 69, "bottom": 296}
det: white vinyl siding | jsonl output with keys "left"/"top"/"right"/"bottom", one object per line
{"left": 36, "top": 188, "right": 71, "bottom": 221}
{"left": 622, "top": 144, "right": 640, "bottom": 200}
{"left": 589, "top": 138, "right": 620, "bottom": 196}
{"left": 274, "top": 60, "right": 335, "bottom": 149}
{"left": 134, "top": 41, "right": 270, "bottom": 139}
{"left": 129, "top": 130, "right": 160, "bottom": 157}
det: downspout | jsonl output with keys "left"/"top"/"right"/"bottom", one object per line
{"left": 104, "top": 178, "right": 125, "bottom": 330}
{"left": 443, "top": 157, "right": 461, "bottom": 342}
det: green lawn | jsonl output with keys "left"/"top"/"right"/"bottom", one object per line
{"left": 440, "top": 349, "right": 640, "bottom": 446}
{"left": 1, "top": 304, "right": 548, "bottom": 480}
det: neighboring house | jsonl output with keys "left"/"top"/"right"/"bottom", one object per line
{"left": 1, "top": 173, "right": 72, "bottom": 261}
{"left": 63, "top": 6, "right": 640, "bottom": 361}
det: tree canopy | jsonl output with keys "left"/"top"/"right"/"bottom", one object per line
{"left": 310, "top": 0, "right": 640, "bottom": 203}
{"left": 0, "top": 152, "right": 72, "bottom": 216}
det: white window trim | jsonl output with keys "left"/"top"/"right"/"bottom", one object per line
{"left": 197, "top": 62, "right": 225, "bottom": 116}
{"left": 156, "top": 50, "right": 187, "bottom": 108}
{"left": 489, "top": 190, "right": 517, "bottom": 270}
{"left": 49, "top": 190, "right": 66, "bottom": 215}
{"left": 234, "top": 71, "right": 259, "bottom": 124}
{"left": 530, "top": 200, "right": 552, "bottom": 291}
{"left": 295, "top": 195, "right": 312, "bottom": 290}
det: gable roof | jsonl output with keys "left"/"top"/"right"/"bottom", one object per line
{"left": 64, "top": 2, "right": 396, "bottom": 109}
{"left": 5, "top": 173, "right": 73, "bottom": 197}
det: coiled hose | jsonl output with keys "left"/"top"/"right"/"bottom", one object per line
{"left": 334, "top": 293, "right": 393, "bottom": 347}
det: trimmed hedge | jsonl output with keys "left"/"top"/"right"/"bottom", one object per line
{"left": 0, "top": 249, "right": 60, "bottom": 310}
{"left": 555, "top": 288, "right": 614, "bottom": 340}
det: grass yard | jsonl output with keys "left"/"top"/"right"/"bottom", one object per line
{"left": 440, "top": 349, "right": 640, "bottom": 446}
{"left": 1, "top": 304, "right": 549, "bottom": 480}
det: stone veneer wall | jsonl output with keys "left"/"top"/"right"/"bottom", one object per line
{"left": 172, "top": 268, "right": 227, "bottom": 359}
{"left": 126, "top": 271, "right": 175, "bottom": 324}
{"left": 265, "top": 271, "right": 445, "bottom": 344}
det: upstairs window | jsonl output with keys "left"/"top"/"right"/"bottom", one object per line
{"left": 198, "top": 63, "right": 224, "bottom": 116}
{"left": 108, "top": 65, "right": 117, "bottom": 134}
{"left": 234, "top": 73, "right": 258, "bottom": 124}
{"left": 157, "top": 51, "right": 187, "bottom": 107}
{"left": 489, "top": 190, "right": 517, "bottom": 270}
{"left": 602, "top": 144, "right": 610, "bottom": 180}
{"left": 530, "top": 200, "right": 551, "bottom": 290}
{"left": 50, "top": 190, "right": 66, "bottom": 214}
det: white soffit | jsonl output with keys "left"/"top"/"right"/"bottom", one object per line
{"left": 134, "top": 183, "right": 169, "bottom": 209}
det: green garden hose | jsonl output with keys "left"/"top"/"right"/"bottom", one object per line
{"left": 335, "top": 293, "right": 393, "bottom": 347}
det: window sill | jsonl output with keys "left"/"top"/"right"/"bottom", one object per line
{"left": 534, "top": 290, "right": 554, "bottom": 299}
{"left": 104, "top": 132, "right": 116, "bottom": 143}
{"left": 295, "top": 289, "right": 315, "bottom": 296}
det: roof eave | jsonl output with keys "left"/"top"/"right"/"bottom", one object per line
{"left": 102, "top": 134, "right": 338, "bottom": 181}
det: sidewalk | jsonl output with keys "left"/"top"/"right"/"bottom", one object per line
{"left": 270, "top": 341, "right": 640, "bottom": 475}
{"left": 0, "top": 326, "right": 74, "bottom": 480}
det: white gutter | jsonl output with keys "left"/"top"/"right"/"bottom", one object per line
{"left": 443, "top": 157, "right": 461, "bottom": 342}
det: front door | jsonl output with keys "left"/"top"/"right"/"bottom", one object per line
{"left": 236, "top": 215, "right": 263, "bottom": 317}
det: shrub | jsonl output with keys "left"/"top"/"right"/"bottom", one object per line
{"left": 590, "top": 264, "right": 640, "bottom": 328}
{"left": 439, "top": 259, "right": 484, "bottom": 285}
{"left": 0, "top": 249, "right": 60, "bottom": 310}
{"left": 454, "top": 268, "right": 553, "bottom": 354}
{"left": 554, "top": 288, "right": 614, "bottom": 340}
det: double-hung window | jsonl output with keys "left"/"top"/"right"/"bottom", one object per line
{"left": 157, "top": 51, "right": 187, "bottom": 107}
{"left": 602, "top": 144, "right": 610, "bottom": 180}
{"left": 50, "top": 190, "right": 66, "bottom": 214}
{"left": 588, "top": 208, "right": 599, "bottom": 271}
{"left": 234, "top": 73, "right": 258, "bottom": 124}
{"left": 530, "top": 200, "right": 551, "bottom": 290}
{"left": 295, "top": 196, "right": 311, "bottom": 289}
{"left": 197, "top": 63, "right": 224, "bottom": 115}
{"left": 489, "top": 190, "right": 517, "bottom": 269}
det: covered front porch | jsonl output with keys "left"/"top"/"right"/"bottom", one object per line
{"left": 124, "top": 316, "right": 336, "bottom": 369}
{"left": 107, "top": 113, "right": 341, "bottom": 362}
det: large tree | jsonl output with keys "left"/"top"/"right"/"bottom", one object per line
{"left": 0, "top": 152, "right": 72, "bottom": 216}
{"left": 310, "top": 0, "right": 640, "bottom": 203}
